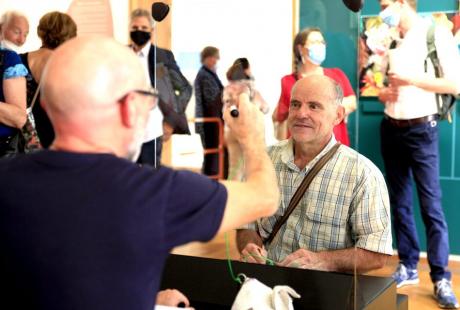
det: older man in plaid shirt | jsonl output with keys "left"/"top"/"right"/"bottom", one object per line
{"left": 237, "top": 75, "right": 392, "bottom": 273}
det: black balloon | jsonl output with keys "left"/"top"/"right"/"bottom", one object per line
{"left": 151, "top": 2, "right": 170, "bottom": 22}
{"left": 342, "top": 0, "right": 363, "bottom": 12}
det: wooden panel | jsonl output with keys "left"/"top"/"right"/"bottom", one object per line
{"left": 68, "top": 0, "right": 114, "bottom": 36}
{"left": 129, "top": 0, "right": 171, "bottom": 49}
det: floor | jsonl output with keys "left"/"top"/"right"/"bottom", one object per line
{"left": 172, "top": 231, "right": 460, "bottom": 310}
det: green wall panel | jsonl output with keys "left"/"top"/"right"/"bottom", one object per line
{"left": 359, "top": 0, "right": 460, "bottom": 255}
{"left": 299, "top": 0, "right": 460, "bottom": 254}
{"left": 455, "top": 104, "right": 460, "bottom": 178}
{"left": 299, "top": 0, "right": 359, "bottom": 146}
{"left": 363, "top": 0, "right": 458, "bottom": 15}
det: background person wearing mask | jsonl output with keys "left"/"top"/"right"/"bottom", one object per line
{"left": 377, "top": 0, "right": 460, "bottom": 308}
{"left": 20, "top": 11, "right": 77, "bottom": 148}
{"left": 129, "top": 8, "right": 192, "bottom": 167}
{"left": 0, "top": 40, "right": 27, "bottom": 157}
{"left": 0, "top": 11, "right": 29, "bottom": 52}
{"left": 274, "top": 27, "right": 356, "bottom": 146}
{"left": 194, "top": 46, "right": 224, "bottom": 177}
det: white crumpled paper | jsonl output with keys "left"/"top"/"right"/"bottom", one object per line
{"left": 231, "top": 275, "right": 301, "bottom": 310}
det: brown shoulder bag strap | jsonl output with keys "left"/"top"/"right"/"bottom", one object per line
{"left": 265, "top": 142, "right": 341, "bottom": 245}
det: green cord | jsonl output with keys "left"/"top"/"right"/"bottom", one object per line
{"left": 225, "top": 232, "right": 277, "bottom": 286}
{"left": 241, "top": 253, "right": 276, "bottom": 266}
{"left": 225, "top": 232, "right": 243, "bottom": 284}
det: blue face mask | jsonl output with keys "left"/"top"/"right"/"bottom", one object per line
{"left": 307, "top": 44, "right": 326, "bottom": 65}
{"left": 379, "top": 5, "right": 401, "bottom": 28}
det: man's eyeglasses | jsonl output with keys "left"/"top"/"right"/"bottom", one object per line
{"left": 119, "top": 88, "right": 159, "bottom": 110}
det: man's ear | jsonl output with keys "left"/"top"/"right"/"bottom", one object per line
{"left": 119, "top": 93, "right": 138, "bottom": 128}
{"left": 333, "top": 105, "right": 345, "bottom": 126}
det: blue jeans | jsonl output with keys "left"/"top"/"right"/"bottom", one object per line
{"left": 381, "top": 118, "right": 451, "bottom": 282}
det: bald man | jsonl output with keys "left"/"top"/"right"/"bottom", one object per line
{"left": 237, "top": 75, "right": 393, "bottom": 273}
{"left": 0, "top": 36, "right": 278, "bottom": 310}
{"left": 0, "top": 11, "right": 29, "bottom": 52}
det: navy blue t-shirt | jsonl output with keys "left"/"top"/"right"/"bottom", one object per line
{"left": 0, "top": 150, "right": 227, "bottom": 310}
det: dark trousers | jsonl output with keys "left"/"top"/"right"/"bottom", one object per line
{"left": 381, "top": 118, "right": 450, "bottom": 282}
{"left": 137, "top": 136, "right": 163, "bottom": 168}
{"left": 202, "top": 122, "right": 220, "bottom": 176}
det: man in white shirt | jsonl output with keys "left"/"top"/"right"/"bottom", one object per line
{"left": 378, "top": 0, "right": 460, "bottom": 308}
{"left": 129, "top": 9, "right": 192, "bottom": 167}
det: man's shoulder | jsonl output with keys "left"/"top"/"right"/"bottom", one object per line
{"left": 0, "top": 151, "right": 173, "bottom": 178}
{"left": 195, "top": 67, "right": 213, "bottom": 81}
{"left": 152, "top": 46, "right": 174, "bottom": 62}
{"left": 336, "top": 145, "right": 384, "bottom": 179}
{"left": 155, "top": 46, "right": 173, "bottom": 55}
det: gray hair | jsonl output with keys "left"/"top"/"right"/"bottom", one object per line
{"left": 0, "top": 11, "right": 28, "bottom": 30}
{"left": 331, "top": 80, "right": 343, "bottom": 106}
{"left": 130, "top": 9, "right": 155, "bottom": 28}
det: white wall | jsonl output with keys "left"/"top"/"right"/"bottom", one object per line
{"left": 0, "top": 0, "right": 129, "bottom": 52}
{"left": 1, "top": 0, "right": 292, "bottom": 143}
{"left": 171, "top": 0, "right": 293, "bottom": 144}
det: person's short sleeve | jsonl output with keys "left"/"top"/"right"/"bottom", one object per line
{"left": 2, "top": 50, "right": 28, "bottom": 80}
{"left": 163, "top": 169, "right": 227, "bottom": 248}
{"left": 349, "top": 160, "right": 393, "bottom": 255}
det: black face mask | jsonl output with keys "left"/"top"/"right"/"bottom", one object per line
{"left": 130, "top": 30, "right": 151, "bottom": 47}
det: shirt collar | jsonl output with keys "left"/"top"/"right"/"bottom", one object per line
{"left": 135, "top": 42, "right": 152, "bottom": 57}
{"left": 281, "top": 135, "right": 337, "bottom": 172}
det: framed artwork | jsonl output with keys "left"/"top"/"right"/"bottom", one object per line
{"left": 359, "top": 12, "right": 460, "bottom": 97}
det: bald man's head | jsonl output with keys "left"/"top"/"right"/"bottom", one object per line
{"left": 291, "top": 75, "right": 343, "bottom": 107}
{"left": 42, "top": 36, "right": 154, "bottom": 160}
{"left": 42, "top": 36, "right": 147, "bottom": 113}
{"left": 288, "top": 75, "right": 344, "bottom": 145}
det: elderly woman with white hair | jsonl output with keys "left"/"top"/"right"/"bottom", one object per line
{"left": 0, "top": 41, "right": 28, "bottom": 157}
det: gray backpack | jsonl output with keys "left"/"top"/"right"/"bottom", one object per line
{"left": 424, "top": 24, "right": 458, "bottom": 122}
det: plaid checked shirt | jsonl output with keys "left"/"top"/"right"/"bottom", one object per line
{"left": 246, "top": 137, "right": 393, "bottom": 263}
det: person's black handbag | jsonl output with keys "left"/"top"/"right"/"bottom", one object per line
{"left": 0, "top": 131, "right": 25, "bottom": 158}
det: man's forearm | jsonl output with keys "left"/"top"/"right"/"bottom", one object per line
{"left": 0, "top": 103, "right": 26, "bottom": 129}
{"left": 317, "top": 247, "right": 389, "bottom": 274}
{"left": 239, "top": 125, "right": 279, "bottom": 216}
{"left": 411, "top": 77, "right": 459, "bottom": 95}
{"left": 236, "top": 229, "right": 263, "bottom": 253}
